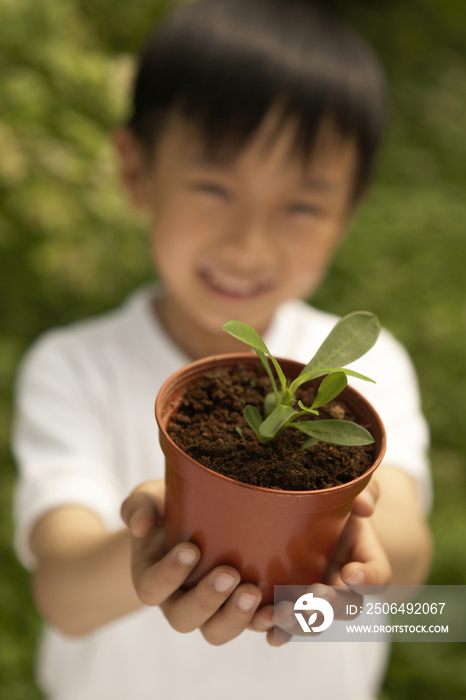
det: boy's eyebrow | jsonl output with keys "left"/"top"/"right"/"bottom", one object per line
{"left": 299, "top": 177, "right": 337, "bottom": 192}
{"left": 187, "top": 156, "right": 223, "bottom": 168}
{"left": 185, "top": 151, "right": 342, "bottom": 192}
{"left": 185, "top": 149, "right": 236, "bottom": 169}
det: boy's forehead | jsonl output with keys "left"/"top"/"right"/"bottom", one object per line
{"left": 160, "top": 110, "right": 358, "bottom": 189}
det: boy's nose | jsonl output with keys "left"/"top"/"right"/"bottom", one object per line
{"left": 220, "top": 214, "right": 278, "bottom": 271}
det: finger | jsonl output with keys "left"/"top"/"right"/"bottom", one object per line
{"left": 352, "top": 478, "right": 380, "bottom": 517}
{"left": 341, "top": 555, "right": 392, "bottom": 593}
{"left": 121, "top": 480, "right": 165, "bottom": 536}
{"left": 200, "top": 583, "right": 263, "bottom": 645}
{"left": 121, "top": 483, "right": 164, "bottom": 524}
{"left": 289, "top": 583, "right": 362, "bottom": 622}
{"left": 271, "top": 587, "right": 334, "bottom": 637}
{"left": 325, "top": 515, "right": 391, "bottom": 591}
{"left": 122, "top": 492, "right": 159, "bottom": 537}
{"left": 339, "top": 520, "right": 392, "bottom": 592}
{"left": 253, "top": 586, "right": 363, "bottom": 633}
{"left": 160, "top": 566, "right": 241, "bottom": 634}
{"left": 324, "top": 514, "right": 361, "bottom": 585}
{"left": 249, "top": 604, "right": 275, "bottom": 633}
{"left": 272, "top": 599, "right": 303, "bottom": 636}
{"left": 132, "top": 541, "right": 201, "bottom": 606}
{"left": 310, "top": 584, "right": 362, "bottom": 620}
{"left": 268, "top": 626, "right": 292, "bottom": 647}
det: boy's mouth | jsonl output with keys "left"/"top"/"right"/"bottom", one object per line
{"left": 199, "top": 269, "right": 274, "bottom": 299}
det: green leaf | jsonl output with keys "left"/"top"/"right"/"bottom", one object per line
{"left": 289, "top": 366, "right": 375, "bottom": 396}
{"left": 301, "top": 437, "right": 318, "bottom": 450}
{"left": 244, "top": 405, "right": 262, "bottom": 433}
{"left": 235, "top": 426, "right": 246, "bottom": 440}
{"left": 263, "top": 391, "right": 279, "bottom": 418}
{"left": 223, "top": 320, "right": 288, "bottom": 395}
{"left": 311, "top": 371, "right": 348, "bottom": 409}
{"left": 299, "top": 312, "right": 381, "bottom": 376}
{"left": 297, "top": 400, "right": 319, "bottom": 415}
{"left": 289, "top": 369, "right": 329, "bottom": 395}
{"left": 326, "top": 368, "right": 376, "bottom": 384}
{"left": 292, "top": 420, "right": 375, "bottom": 446}
{"left": 255, "top": 349, "right": 280, "bottom": 403}
{"left": 259, "top": 405, "right": 298, "bottom": 439}
{"left": 243, "top": 405, "right": 268, "bottom": 442}
{"left": 222, "top": 320, "right": 271, "bottom": 354}
{"left": 268, "top": 355, "right": 288, "bottom": 395}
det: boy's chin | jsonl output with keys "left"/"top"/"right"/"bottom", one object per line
{"left": 195, "top": 300, "right": 279, "bottom": 338}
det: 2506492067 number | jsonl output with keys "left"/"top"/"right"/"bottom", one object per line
{"left": 365, "top": 602, "right": 446, "bottom": 615}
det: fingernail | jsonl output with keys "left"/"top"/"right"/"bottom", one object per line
{"left": 279, "top": 614, "right": 297, "bottom": 630}
{"left": 213, "top": 573, "right": 236, "bottom": 593}
{"left": 346, "top": 569, "right": 365, "bottom": 586}
{"left": 262, "top": 615, "right": 274, "bottom": 629}
{"left": 313, "top": 584, "right": 330, "bottom": 599}
{"left": 237, "top": 593, "right": 259, "bottom": 612}
{"left": 176, "top": 548, "right": 199, "bottom": 566}
{"left": 129, "top": 507, "right": 152, "bottom": 535}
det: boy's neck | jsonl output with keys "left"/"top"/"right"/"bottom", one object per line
{"left": 153, "top": 295, "right": 263, "bottom": 361}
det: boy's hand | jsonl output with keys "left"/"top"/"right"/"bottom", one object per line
{"left": 249, "top": 478, "right": 392, "bottom": 646}
{"left": 122, "top": 478, "right": 391, "bottom": 647}
{"left": 121, "top": 481, "right": 265, "bottom": 645}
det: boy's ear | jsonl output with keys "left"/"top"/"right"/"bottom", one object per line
{"left": 341, "top": 182, "right": 371, "bottom": 236}
{"left": 113, "top": 127, "right": 151, "bottom": 210}
{"left": 352, "top": 182, "right": 372, "bottom": 209}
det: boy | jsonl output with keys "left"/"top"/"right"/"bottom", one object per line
{"left": 12, "top": 1, "right": 432, "bottom": 698}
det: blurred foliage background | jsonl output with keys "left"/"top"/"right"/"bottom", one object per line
{"left": 0, "top": 0, "right": 465, "bottom": 697}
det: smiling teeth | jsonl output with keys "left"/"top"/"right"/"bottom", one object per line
{"left": 202, "top": 269, "right": 267, "bottom": 296}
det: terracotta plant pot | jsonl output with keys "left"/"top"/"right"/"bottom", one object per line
{"left": 155, "top": 353, "right": 386, "bottom": 605}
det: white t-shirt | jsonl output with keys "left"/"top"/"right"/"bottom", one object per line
{"left": 12, "top": 285, "right": 431, "bottom": 700}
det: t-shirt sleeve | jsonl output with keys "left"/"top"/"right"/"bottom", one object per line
{"left": 348, "top": 327, "right": 433, "bottom": 514}
{"left": 12, "top": 331, "right": 124, "bottom": 571}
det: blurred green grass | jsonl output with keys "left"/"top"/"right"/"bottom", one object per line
{"left": 1, "top": 0, "right": 465, "bottom": 697}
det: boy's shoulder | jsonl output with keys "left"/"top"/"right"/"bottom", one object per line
{"left": 267, "top": 298, "right": 411, "bottom": 374}
{"left": 17, "top": 285, "right": 156, "bottom": 378}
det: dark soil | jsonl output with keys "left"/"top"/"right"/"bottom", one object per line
{"left": 167, "top": 363, "right": 375, "bottom": 491}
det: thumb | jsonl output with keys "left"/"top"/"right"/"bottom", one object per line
{"left": 352, "top": 478, "right": 380, "bottom": 518}
{"left": 121, "top": 480, "right": 165, "bottom": 538}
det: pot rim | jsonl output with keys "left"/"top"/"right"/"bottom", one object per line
{"left": 156, "top": 352, "right": 387, "bottom": 497}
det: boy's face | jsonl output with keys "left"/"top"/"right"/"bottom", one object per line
{"left": 118, "top": 110, "right": 359, "bottom": 352}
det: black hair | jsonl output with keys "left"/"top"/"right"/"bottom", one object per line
{"left": 128, "top": 0, "right": 389, "bottom": 199}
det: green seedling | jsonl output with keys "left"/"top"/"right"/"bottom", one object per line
{"left": 222, "top": 311, "right": 381, "bottom": 449}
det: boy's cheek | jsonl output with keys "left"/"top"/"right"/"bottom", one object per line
{"left": 149, "top": 225, "right": 198, "bottom": 272}
{"left": 283, "top": 253, "right": 333, "bottom": 299}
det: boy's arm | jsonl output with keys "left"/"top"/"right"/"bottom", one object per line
{"left": 370, "top": 465, "right": 433, "bottom": 585}
{"left": 30, "top": 506, "right": 143, "bottom": 635}
{"left": 30, "top": 481, "right": 265, "bottom": 640}
{"left": 30, "top": 467, "right": 431, "bottom": 641}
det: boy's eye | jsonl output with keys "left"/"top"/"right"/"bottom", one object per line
{"left": 288, "top": 202, "right": 325, "bottom": 216}
{"left": 194, "top": 182, "right": 230, "bottom": 199}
